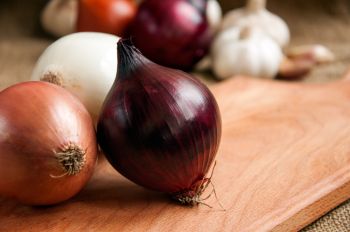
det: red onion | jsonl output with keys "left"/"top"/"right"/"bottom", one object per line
{"left": 97, "top": 39, "right": 221, "bottom": 205}
{"left": 0, "top": 82, "right": 98, "bottom": 205}
{"left": 127, "top": 0, "right": 213, "bottom": 70}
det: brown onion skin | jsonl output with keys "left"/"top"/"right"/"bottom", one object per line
{"left": 97, "top": 40, "right": 221, "bottom": 204}
{"left": 0, "top": 82, "right": 97, "bottom": 206}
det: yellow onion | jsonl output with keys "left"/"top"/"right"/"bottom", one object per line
{"left": 0, "top": 82, "right": 97, "bottom": 205}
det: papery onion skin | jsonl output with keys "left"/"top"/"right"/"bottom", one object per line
{"left": 97, "top": 40, "right": 221, "bottom": 205}
{"left": 127, "top": 0, "right": 213, "bottom": 70}
{"left": 0, "top": 82, "right": 97, "bottom": 206}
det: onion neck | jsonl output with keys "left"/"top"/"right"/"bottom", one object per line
{"left": 41, "top": 70, "right": 64, "bottom": 86}
{"left": 246, "top": 0, "right": 266, "bottom": 12}
{"left": 117, "top": 38, "right": 150, "bottom": 81}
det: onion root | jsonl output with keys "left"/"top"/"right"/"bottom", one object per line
{"left": 51, "top": 143, "right": 86, "bottom": 178}
{"left": 173, "top": 178, "right": 212, "bottom": 206}
{"left": 41, "top": 71, "right": 64, "bottom": 86}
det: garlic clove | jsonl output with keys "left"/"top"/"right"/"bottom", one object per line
{"left": 278, "top": 56, "right": 315, "bottom": 80}
{"left": 213, "top": 42, "right": 242, "bottom": 79}
{"left": 258, "top": 36, "right": 283, "bottom": 78}
{"left": 211, "top": 26, "right": 241, "bottom": 56}
{"left": 41, "top": 0, "right": 78, "bottom": 37}
{"left": 286, "top": 44, "right": 335, "bottom": 64}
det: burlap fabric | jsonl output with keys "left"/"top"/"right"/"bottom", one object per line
{"left": 303, "top": 200, "right": 350, "bottom": 231}
{"left": 0, "top": 0, "right": 349, "bottom": 231}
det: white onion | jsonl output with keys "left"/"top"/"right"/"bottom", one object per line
{"left": 31, "top": 32, "right": 120, "bottom": 121}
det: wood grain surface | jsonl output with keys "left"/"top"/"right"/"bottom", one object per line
{"left": 1, "top": 75, "right": 350, "bottom": 231}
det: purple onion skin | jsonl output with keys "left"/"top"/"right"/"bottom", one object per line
{"left": 127, "top": 0, "right": 213, "bottom": 70}
{"left": 97, "top": 40, "right": 221, "bottom": 204}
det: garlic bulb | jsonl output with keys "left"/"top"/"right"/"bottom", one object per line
{"left": 31, "top": 32, "right": 119, "bottom": 120}
{"left": 221, "top": 0, "right": 290, "bottom": 47}
{"left": 41, "top": 0, "right": 78, "bottom": 37}
{"left": 211, "top": 26, "right": 283, "bottom": 79}
{"left": 207, "top": 0, "right": 223, "bottom": 31}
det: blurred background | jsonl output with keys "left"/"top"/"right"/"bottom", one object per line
{"left": 0, "top": 0, "right": 350, "bottom": 83}
{"left": 1, "top": 0, "right": 350, "bottom": 39}
{"left": 0, "top": 0, "right": 350, "bottom": 85}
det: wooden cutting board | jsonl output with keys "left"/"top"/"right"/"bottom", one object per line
{"left": 1, "top": 74, "right": 350, "bottom": 232}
